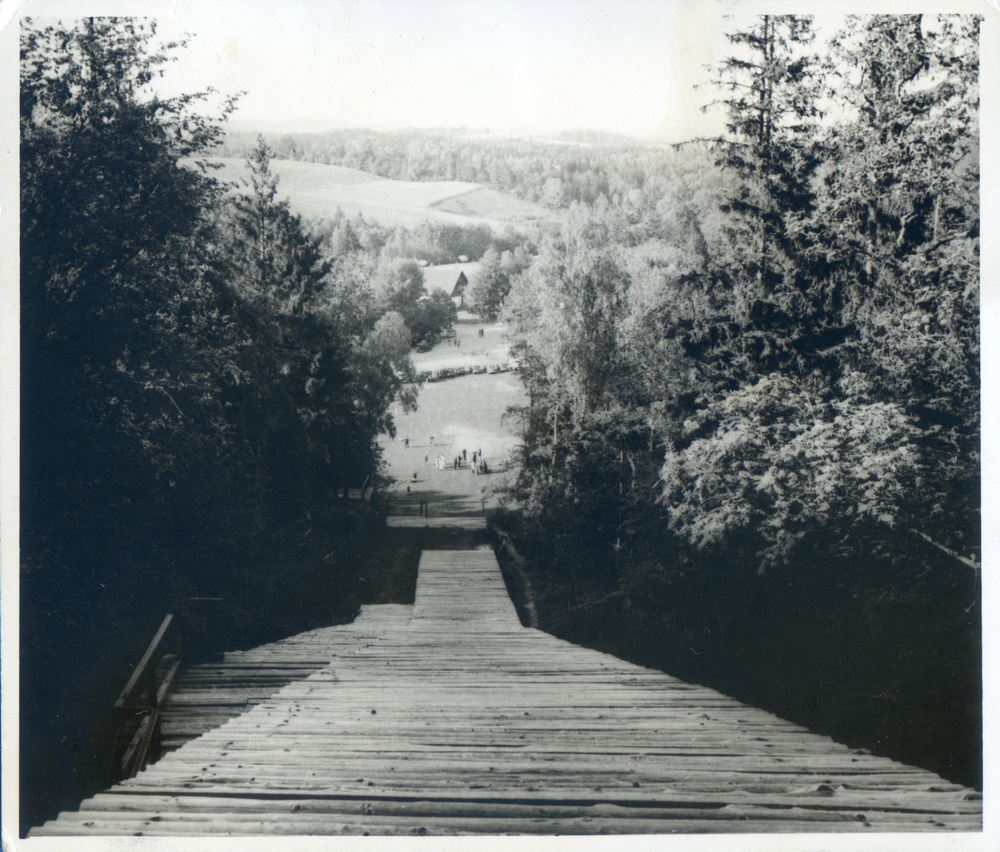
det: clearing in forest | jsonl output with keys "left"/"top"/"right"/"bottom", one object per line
{"left": 379, "top": 318, "right": 525, "bottom": 517}
{"left": 189, "top": 158, "right": 560, "bottom": 231}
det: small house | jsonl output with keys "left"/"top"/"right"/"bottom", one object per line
{"left": 451, "top": 271, "right": 469, "bottom": 308}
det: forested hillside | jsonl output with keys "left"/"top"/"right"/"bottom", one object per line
{"left": 493, "top": 14, "right": 981, "bottom": 788}
{"left": 218, "top": 125, "right": 721, "bottom": 211}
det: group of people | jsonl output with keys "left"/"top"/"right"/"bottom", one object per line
{"left": 469, "top": 449, "right": 489, "bottom": 475}
{"left": 423, "top": 447, "right": 490, "bottom": 475}
{"left": 403, "top": 437, "right": 492, "bottom": 476}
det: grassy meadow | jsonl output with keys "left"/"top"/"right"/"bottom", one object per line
{"left": 379, "top": 317, "right": 526, "bottom": 516}
{"left": 191, "top": 158, "right": 560, "bottom": 231}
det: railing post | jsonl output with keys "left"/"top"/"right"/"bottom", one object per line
{"left": 114, "top": 613, "right": 174, "bottom": 780}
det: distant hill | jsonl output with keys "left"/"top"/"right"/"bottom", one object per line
{"left": 546, "top": 129, "right": 638, "bottom": 146}
{"left": 228, "top": 119, "right": 352, "bottom": 135}
{"left": 191, "top": 158, "right": 562, "bottom": 231}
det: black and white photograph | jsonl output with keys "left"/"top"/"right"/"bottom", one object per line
{"left": 1, "top": 0, "right": 995, "bottom": 847}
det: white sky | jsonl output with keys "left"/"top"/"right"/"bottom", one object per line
{"left": 7, "top": 1, "right": 994, "bottom": 142}
{"left": 0, "top": 0, "right": 854, "bottom": 141}
{"left": 14, "top": 0, "right": 739, "bottom": 140}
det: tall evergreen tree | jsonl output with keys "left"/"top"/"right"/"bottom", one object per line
{"left": 700, "top": 14, "right": 823, "bottom": 377}
{"left": 222, "top": 135, "right": 331, "bottom": 316}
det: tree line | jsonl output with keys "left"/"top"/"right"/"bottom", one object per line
{"left": 492, "top": 14, "right": 980, "bottom": 787}
{"left": 217, "top": 125, "right": 722, "bottom": 210}
{"left": 502, "top": 12, "right": 979, "bottom": 571}
{"left": 19, "top": 18, "right": 468, "bottom": 828}
{"left": 19, "top": 19, "right": 495, "bottom": 605}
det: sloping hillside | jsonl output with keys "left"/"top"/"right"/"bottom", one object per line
{"left": 191, "top": 158, "right": 559, "bottom": 231}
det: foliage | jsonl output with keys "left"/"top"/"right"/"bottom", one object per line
{"left": 21, "top": 17, "right": 240, "bottom": 535}
{"left": 367, "top": 257, "right": 457, "bottom": 350}
{"left": 499, "top": 13, "right": 979, "bottom": 584}
{"left": 653, "top": 13, "right": 981, "bottom": 565}
{"left": 660, "top": 375, "right": 921, "bottom": 569}
{"left": 467, "top": 245, "right": 532, "bottom": 322}
{"left": 221, "top": 136, "right": 332, "bottom": 315}
{"left": 219, "top": 125, "right": 724, "bottom": 212}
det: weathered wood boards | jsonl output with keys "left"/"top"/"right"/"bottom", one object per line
{"left": 156, "top": 604, "right": 415, "bottom": 751}
{"left": 30, "top": 546, "right": 983, "bottom": 836}
{"left": 386, "top": 516, "right": 487, "bottom": 529}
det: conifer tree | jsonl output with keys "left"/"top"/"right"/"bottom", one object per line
{"left": 700, "top": 14, "right": 822, "bottom": 374}
{"left": 222, "top": 135, "right": 331, "bottom": 315}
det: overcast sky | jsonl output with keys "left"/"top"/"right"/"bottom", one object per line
{"left": 16, "top": 0, "right": 729, "bottom": 140}
{"left": 0, "top": 2, "right": 848, "bottom": 141}
{"left": 8, "top": 0, "right": 996, "bottom": 142}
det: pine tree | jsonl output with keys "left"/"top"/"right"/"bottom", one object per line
{"left": 814, "top": 14, "right": 981, "bottom": 552}
{"left": 700, "top": 14, "right": 823, "bottom": 374}
{"left": 222, "top": 135, "right": 331, "bottom": 315}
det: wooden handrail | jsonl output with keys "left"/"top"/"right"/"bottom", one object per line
{"left": 121, "top": 656, "right": 183, "bottom": 777}
{"left": 113, "top": 613, "right": 181, "bottom": 781}
{"left": 115, "top": 613, "right": 174, "bottom": 710}
{"left": 911, "top": 529, "right": 981, "bottom": 577}
{"left": 111, "top": 599, "right": 223, "bottom": 779}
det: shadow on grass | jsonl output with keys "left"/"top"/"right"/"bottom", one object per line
{"left": 387, "top": 486, "right": 495, "bottom": 518}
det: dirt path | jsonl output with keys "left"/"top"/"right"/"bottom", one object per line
{"left": 379, "top": 318, "right": 526, "bottom": 517}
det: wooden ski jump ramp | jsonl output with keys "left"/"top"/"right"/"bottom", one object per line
{"left": 30, "top": 544, "right": 983, "bottom": 836}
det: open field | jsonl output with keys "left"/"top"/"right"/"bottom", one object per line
{"left": 380, "top": 370, "right": 524, "bottom": 515}
{"left": 379, "top": 315, "right": 526, "bottom": 517}
{"left": 430, "top": 185, "right": 555, "bottom": 223}
{"left": 189, "top": 158, "right": 560, "bottom": 231}
{"left": 410, "top": 315, "right": 513, "bottom": 373}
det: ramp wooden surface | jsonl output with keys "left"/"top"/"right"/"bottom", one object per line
{"left": 157, "top": 605, "right": 414, "bottom": 752}
{"left": 386, "top": 515, "right": 487, "bottom": 529}
{"left": 30, "top": 547, "right": 983, "bottom": 836}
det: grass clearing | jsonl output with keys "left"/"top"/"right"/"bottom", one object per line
{"left": 410, "top": 314, "right": 512, "bottom": 372}
{"left": 381, "top": 371, "right": 525, "bottom": 515}
{"left": 432, "top": 186, "right": 557, "bottom": 223}
{"left": 380, "top": 316, "right": 526, "bottom": 517}
{"left": 189, "top": 158, "right": 561, "bottom": 231}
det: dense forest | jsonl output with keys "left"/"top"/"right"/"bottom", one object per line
{"left": 19, "top": 10, "right": 981, "bottom": 832}
{"left": 18, "top": 17, "right": 463, "bottom": 830}
{"left": 493, "top": 13, "right": 981, "bottom": 788}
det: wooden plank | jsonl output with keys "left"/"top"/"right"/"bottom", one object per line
{"left": 77, "top": 789, "right": 983, "bottom": 816}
